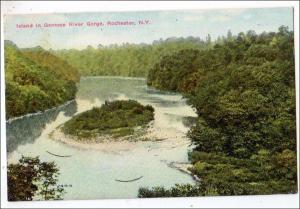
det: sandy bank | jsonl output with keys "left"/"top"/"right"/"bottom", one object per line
{"left": 50, "top": 128, "right": 141, "bottom": 152}
{"left": 48, "top": 123, "right": 165, "bottom": 152}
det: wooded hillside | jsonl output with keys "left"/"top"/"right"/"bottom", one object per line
{"left": 140, "top": 26, "right": 297, "bottom": 196}
{"left": 5, "top": 41, "right": 80, "bottom": 119}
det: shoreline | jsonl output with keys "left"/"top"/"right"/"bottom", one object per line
{"left": 48, "top": 119, "right": 191, "bottom": 153}
{"left": 49, "top": 125, "right": 162, "bottom": 152}
{"left": 81, "top": 76, "right": 146, "bottom": 80}
{"left": 6, "top": 99, "right": 76, "bottom": 124}
{"left": 168, "top": 162, "right": 200, "bottom": 182}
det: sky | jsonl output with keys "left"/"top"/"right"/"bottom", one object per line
{"left": 3, "top": 7, "right": 294, "bottom": 50}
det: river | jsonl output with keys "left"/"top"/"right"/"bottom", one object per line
{"left": 6, "top": 77, "right": 197, "bottom": 200}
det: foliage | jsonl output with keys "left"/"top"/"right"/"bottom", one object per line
{"left": 141, "top": 26, "right": 297, "bottom": 197}
{"left": 189, "top": 150, "right": 297, "bottom": 195}
{"left": 147, "top": 26, "right": 295, "bottom": 157}
{"left": 5, "top": 41, "right": 79, "bottom": 119}
{"left": 139, "top": 149, "right": 297, "bottom": 197}
{"left": 138, "top": 184, "right": 207, "bottom": 198}
{"left": 7, "top": 156, "right": 64, "bottom": 201}
{"left": 147, "top": 49, "right": 203, "bottom": 91}
{"left": 53, "top": 36, "right": 212, "bottom": 77}
{"left": 62, "top": 100, "right": 154, "bottom": 139}
{"left": 187, "top": 26, "right": 295, "bottom": 158}
{"left": 22, "top": 46, "right": 79, "bottom": 82}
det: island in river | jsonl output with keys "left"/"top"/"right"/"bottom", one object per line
{"left": 50, "top": 100, "right": 156, "bottom": 149}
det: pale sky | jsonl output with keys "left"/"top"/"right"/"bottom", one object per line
{"left": 3, "top": 7, "right": 294, "bottom": 50}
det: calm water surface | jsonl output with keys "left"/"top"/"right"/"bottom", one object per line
{"left": 7, "top": 77, "right": 197, "bottom": 200}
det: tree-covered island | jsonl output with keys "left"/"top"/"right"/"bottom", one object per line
{"left": 60, "top": 100, "right": 155, "bottom": 141}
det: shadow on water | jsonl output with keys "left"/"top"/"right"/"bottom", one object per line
{"left": 6, "top": 100, "right": 77, "bottom": 154}
{"left": 164, "top": 113, "right": 197, "bottom": 128}
{"left": 144, "top": 86, "right": 179, "bottom": 96}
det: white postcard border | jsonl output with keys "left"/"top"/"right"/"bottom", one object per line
{"left": 1, "top": 1, "right": 299, "bottom": 208}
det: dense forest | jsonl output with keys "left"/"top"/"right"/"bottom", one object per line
{"left": 5, "top": 41, "right": 80, "bottom": 119}
{"left": 140, "top": 26, "right": 297, "bottom": 196}
{"left": 53, "top": 36, "right": 213, "bottom": 77}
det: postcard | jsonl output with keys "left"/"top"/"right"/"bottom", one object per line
{"left": 1, "top": 2, "right": 298, "bottom": 207}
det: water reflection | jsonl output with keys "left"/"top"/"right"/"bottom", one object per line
{"left": 6, "top": 101, "right": 77, "bottom": 153}
{"left": 77, "top": 77, "right": 145, "bottom": 102}
{"left": 164, "top": 113, "right": 197, "bottom": 128}
{"left": 78, "top": 77, "right": 187, "bottom": 108}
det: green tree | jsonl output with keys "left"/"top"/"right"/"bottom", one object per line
{"left": 7, "top": 156, "right": 65, "bottom": 201}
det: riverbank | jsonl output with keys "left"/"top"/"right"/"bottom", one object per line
{"left": 50, "top": 128, "right": 143, "bottom": 152}
{"left": 48, "top": 118, "right": 194, "bottom": 153}
{"left": 6, "top": 100, "right": 76, "bottom": 124}
{"left": 167, "top": 162, "right": 200, "bottom": 182}
{"left": 49, "top": 121, "right": 166, "bottom": 152}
